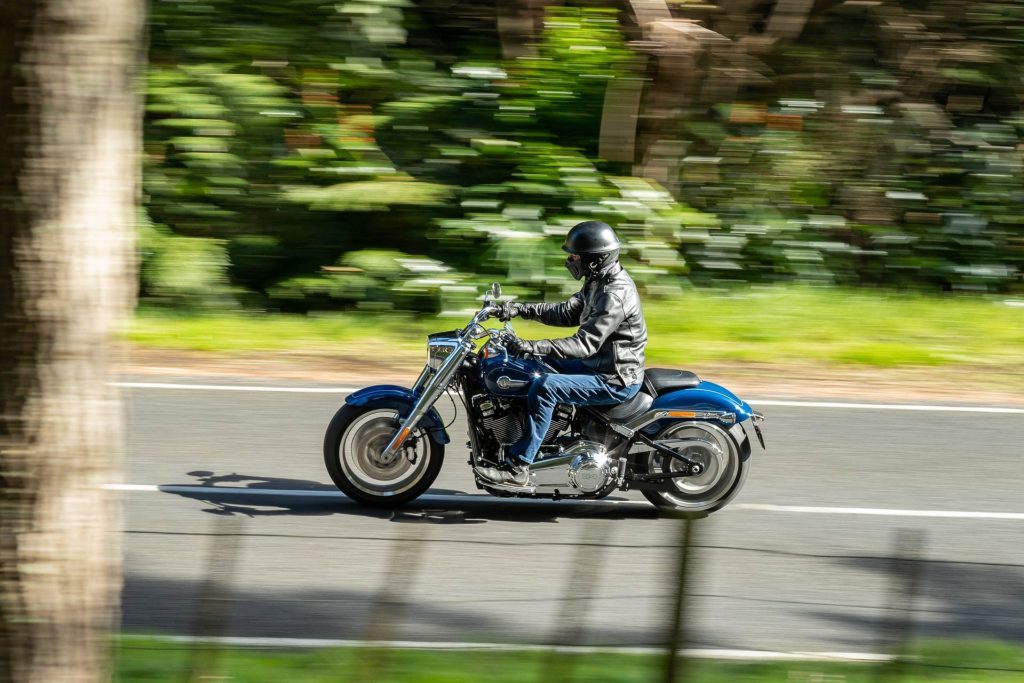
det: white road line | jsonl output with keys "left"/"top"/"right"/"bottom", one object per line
{"left": 101, "top": 484, "right": 651, "bottom": 507}
{"left": 109, "top": 381, "right": 1024, "bottom": 413}
{"left": 102, "top": 484, "right": 1024, "bottom": 520}
{"left": 748, "top": 399, "right": 1024, "bottom": 414}
{"left": 105, "top": 484, "right": 345, "bottom": 497}
{"left": 110, "top": 381, "right": 358, "bottom": 393}
{"left": 734, "top": 503, "right": 1024, "bottom": 520}
{"left": 124, "top": 635, "right": 892, "bottom": 662}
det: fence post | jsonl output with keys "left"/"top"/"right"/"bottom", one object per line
{"left": 541, "top": 518, "right": 611, "bottom": 682}
{"left": 663, "top": 514, "right": 700, "bottom": 683}
{"left": 352, "top": 523, "right": 430, "bottom": 683}
{"left": 185, "top": 516, "right": 245, "bottom": 683}
{"left": 874, "top": 528, "right": 926, "bottom": 683}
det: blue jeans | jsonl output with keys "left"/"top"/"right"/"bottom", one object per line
{"left": 507, "top": 359, "right": 642, "bottom": 465}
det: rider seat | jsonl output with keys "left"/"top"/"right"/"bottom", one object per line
{"left": 593, "top": 390, "right": 653, "bottom": 422}
{"left": 592, "top": 369, "right": 701, "bottom": 423}
{"left": 643, "top": 369, "right": 701, "bottom": 396}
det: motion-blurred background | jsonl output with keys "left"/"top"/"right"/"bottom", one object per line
{"left": 142, "top": 0, "right": 1023, "bottom": 310}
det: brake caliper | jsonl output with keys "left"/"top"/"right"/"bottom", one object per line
{"left": 403, "top": 436, "right": 419, "bottom": 464}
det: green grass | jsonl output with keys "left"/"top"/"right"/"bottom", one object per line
{"left": 640, "top": 287, "right": 1024, "bottom": 369}
{"left": 128, "top": 287, "right": 1024, "bottom": 371}
{"left": 115, "top": 637, "right": 1024, "bottom": 682}
{"left": 129, "top": 308, "right": 434, "bottom": 357}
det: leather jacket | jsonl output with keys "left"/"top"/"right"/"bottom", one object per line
{"left": 517, "top": 263, "right": 647, "bottom": 387}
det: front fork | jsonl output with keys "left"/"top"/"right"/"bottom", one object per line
{"left": 379, "top": 342, "right": 470, "bottom": 463}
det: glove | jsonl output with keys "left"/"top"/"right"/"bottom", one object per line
{"left": 496, "top": 302, "right": 523, "bottom": 322}
{"left": 507, "top": 338, "right": 535, "bottom": 356}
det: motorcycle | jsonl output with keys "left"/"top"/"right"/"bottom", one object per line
{"left": 323, "top": 283, "right": 765, "bottom": 514}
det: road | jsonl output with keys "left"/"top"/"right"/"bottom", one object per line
{"left": 117, "top": 375, "right": 1024, "bottom": 655}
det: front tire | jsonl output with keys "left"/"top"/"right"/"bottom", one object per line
{"left": 638, "top": 421, "right": 748, "bottom": 514}
{"left": 324, "top": 405, "right": 445, "bottom": 507}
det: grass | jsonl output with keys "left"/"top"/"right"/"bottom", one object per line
{"left": 128, "top": 286, "right": 1024, "bottom": 371}
{"left": 116, "top": 637, "right": 1024, "bottom": 682}
{"left": 641, "top": 287, "right": 1024, "bottom": 369}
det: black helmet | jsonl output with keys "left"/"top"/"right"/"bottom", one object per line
{"left": 562, "top": 221, "right": 620, "bottom": 280}
{"left": 562, "top": 221, "right": 620, "bottom": 255}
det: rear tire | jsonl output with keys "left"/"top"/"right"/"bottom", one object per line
{"left": 324, "top": 404, "right": 445, "bottom": 507}
{"left": 638, "top": 421, "right": 748, "bottom": 515}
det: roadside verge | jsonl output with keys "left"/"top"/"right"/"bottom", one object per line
{"left": 122, "top": 346, "right": 1024, "bottom": 407}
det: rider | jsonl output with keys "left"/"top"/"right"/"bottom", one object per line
{"left": 476, "top": 220, "right": 648, "bottom": 486}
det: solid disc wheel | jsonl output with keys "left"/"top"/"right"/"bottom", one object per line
{"left": 639, "top": 422, "right": 747, "bottom": 514}
{"left": 324, "top": 405, "right": 444, "bottom": 507}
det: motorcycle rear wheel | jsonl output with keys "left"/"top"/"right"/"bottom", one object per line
{"left": 638, "top": 421, "right": 747, "bottom": 515}
{"left": 324, "top": 405, "right": 445, "bottom": 507}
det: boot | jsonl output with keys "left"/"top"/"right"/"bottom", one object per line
{"left": 475, "top": 459, "right": 530, "bottom": 487}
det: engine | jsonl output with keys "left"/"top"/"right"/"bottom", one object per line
{"left": 469, "top": 394, "right": 614, "bottom": 495}
{"left": 531, "top": 441, "right": 615, "bottom": 495}
{"left": 472, "top": 395, "right": 571, "bottom": 446}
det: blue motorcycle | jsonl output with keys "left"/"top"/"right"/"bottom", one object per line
{"left": 324, "top": 283, "right": 765, "bottom": 514}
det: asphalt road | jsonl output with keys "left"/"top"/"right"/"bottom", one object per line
{"left": 118, "top": 375, "right": 1024, "bottom": 654}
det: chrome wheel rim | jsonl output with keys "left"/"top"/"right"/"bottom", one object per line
{"left": 648, "top": 423, "right": 739, "bottom": 509}
{"left": 339, "top": 409, "right": 431, "bottom": 497}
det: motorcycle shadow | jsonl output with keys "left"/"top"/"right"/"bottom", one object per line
{"left": 160, "top": 471, "right": 660, "bottom": 524}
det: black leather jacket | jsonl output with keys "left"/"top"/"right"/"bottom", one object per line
{"left": 517, "top": 263, "right": 647, "bottom": 387}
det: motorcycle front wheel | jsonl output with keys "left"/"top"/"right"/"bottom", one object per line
{"left": 638, "top": 421, "right": 748, "bottom": 515}
{"left": 324, "top": 405, "right": 445, "bottom": 507}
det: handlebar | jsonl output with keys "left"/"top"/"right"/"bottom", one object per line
{"left": 460, "top": 304, "right": 522, "bottom": 352}
{"left": 464, "top": 298, "right": 548, "bottom": 363}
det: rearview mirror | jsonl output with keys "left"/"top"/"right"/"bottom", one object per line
{"left": 484, "top": 282, "right": 501, "bottom": 304}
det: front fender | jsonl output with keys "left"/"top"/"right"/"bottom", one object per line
{"left": 344, "top": 385, "right": 451, "bottom": 444}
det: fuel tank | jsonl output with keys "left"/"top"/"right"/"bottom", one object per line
{"left": 479, "top": 353, "right": 545, "bottom": 397}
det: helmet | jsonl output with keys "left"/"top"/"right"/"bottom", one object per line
{"left": 562, "top": 221, "right": 620, "bottom": 280}
{"left": 562, "top": 221, "right": 620, "bottom": 255}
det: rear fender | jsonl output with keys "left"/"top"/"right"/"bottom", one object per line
{"left": 344, "top": 385, "right": 451, "bottom": 444}
{"left": 642, "top": 380, "right": 757, "bottom": 460}
{"left": 651, "top": 381, "right": 755, "bottom": 420}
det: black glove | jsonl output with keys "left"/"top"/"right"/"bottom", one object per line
{"left": 507, "top": 338, "right": 535, "bottom": 356}
{"left": 496, "top": 302, "right": 523, "bottom": 322}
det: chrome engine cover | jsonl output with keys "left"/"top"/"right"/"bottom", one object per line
{"left": 530, "top": 441, "right": 611, "bottom": 495}
{"left": 569, "top": 451, "right": 610, "bottom": 493}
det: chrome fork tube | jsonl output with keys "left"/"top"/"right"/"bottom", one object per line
{"left": 411, "top": 366, "right": 431, "bottom": 395}
{"left": 380, "top": 342, "right": 469, "bottom": 461}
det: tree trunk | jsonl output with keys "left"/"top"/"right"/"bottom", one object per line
{"left": 0, "top": 0, "right": 142, "bottom": 680}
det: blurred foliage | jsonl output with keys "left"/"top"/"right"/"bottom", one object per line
{"left": 143, "top": 0, "right": 1024, "bottom": 313}
{"left": 139, "top": 212, "right": 236, "bottom": 306}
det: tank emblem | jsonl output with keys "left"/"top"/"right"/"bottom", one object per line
{"left": 496, "top": 375, "right": 528, "bottom": 390}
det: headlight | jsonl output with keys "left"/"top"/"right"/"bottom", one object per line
{"left": 427, "top": 337, "right": 460, "bottom": 370}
